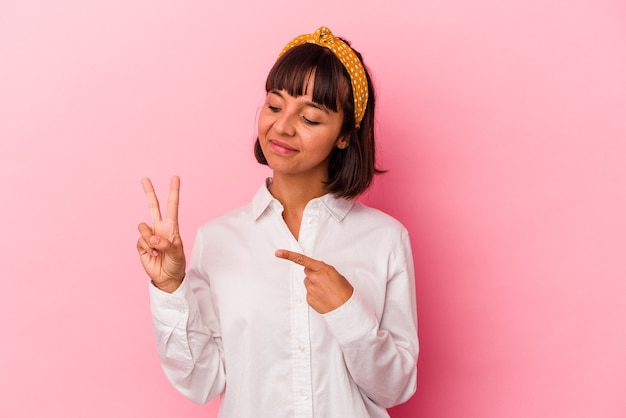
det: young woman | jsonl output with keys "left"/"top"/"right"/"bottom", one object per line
{"left": 137, "top": 27, "right": 418, "bottom": 417}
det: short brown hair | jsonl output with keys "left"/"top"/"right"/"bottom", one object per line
{"left": 254, "top": 42, "right": 382, "bottom": 199}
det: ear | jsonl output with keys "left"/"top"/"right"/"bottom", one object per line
{"left": 336, "top": 133, "right": 350, "bottom": 149}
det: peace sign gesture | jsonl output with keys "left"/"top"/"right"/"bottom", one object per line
{"left": 136, "top": 176, "right": 186, "bottom": 293}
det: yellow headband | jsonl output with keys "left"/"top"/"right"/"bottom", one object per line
{"left": 278, "top": 26, "right": 369, "bottom": 125}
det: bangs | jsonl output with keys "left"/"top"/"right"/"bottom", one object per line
{"left": 266, "top": 43, "right": 348, "bottom": 113}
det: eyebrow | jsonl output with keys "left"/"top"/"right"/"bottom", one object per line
{"left": 270, "top": 89, "right": 329, "bottom": 114}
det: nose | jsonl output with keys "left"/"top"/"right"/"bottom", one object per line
{"left": 273, "top": 108, "right": 296, "bottom": 136}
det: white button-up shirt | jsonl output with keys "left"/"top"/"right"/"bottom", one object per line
{"left": 150, "top": 180, "right": 418, "bottom": 417}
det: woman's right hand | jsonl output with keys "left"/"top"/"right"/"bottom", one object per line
{"left": 136, "top": 176, "right": 186, "bottom": 293}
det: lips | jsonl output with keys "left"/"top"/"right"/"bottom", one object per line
{"left": 269, "top": 139, "right": 298, "bottom": 155}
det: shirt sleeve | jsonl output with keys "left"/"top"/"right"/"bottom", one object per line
{"left": 322, "top": 228, "right": 419, "bottom": 408}
{"left": 149, "top": 231, "right": 226, "bottom": 404}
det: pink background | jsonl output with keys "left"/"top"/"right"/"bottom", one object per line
{"left": 1, "top": 0, "right": 625, "bottom": 417}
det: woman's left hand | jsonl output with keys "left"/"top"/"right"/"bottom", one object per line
{"left": 275, "top": 249, "right": 354, "bottom": 314}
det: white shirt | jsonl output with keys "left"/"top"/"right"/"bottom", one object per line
{"left": 150, "top": 180, "right": 418, "bottom": 417}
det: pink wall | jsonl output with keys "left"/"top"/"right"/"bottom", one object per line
{"left": 1, "top": 0, "right": 625, "bottom": 417}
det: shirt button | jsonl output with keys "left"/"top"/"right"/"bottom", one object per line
{"left": 298, "top": 345, "right": 305, "bottom": 352}
{"left": 295, "top": 298, "right": 304, "bottom": 305}
{"left": 300, "top": 392, "right": 308, "bottom": 399}
{"left": 307, "top": 218, "right": 316, "bottom": 225}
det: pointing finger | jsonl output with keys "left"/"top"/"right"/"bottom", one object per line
{"left": 275, "top": 249, "right": 324, "bottom": 271}
{"left": 142, "top": 178, "right": 162, "bottom": 223}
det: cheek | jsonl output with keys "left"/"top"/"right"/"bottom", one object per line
{"left": 306, "top": 135, "right": 340, "bottom": 159}
{"left": 257, "top": 112, "right": 272, "bottom": 137}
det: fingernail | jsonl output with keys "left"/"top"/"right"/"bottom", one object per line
{"left": 150, "top": 236, "right": 160, "bottom": 245}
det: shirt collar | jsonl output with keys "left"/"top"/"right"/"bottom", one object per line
{"left": 317, "top": 191, "right": 354, "bottom": 222}
{"left": 251, "top": 178, "right": 276, "bottom": 220}
{"left": 252, "top": 178, "right": 354, "bottom": 222}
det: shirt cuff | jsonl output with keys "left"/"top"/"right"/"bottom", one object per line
{"left": 322, "top": 289, "right": 378, "bottom": 345}
{"left": 149, "top": 279, "right": 191, "bottom": 328}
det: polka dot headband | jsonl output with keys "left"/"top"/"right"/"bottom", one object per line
{"left": 278, "top": 26, "right": 369, "bottom": 125}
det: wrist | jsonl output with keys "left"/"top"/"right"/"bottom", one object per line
{"left": 152, "top": 276, "right": 184, "bottom": 293}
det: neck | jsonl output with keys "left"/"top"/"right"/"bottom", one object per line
{"left": 269, "top": 173, "right": 328, "bottom": 213}
{"left": 269, "top": 173, "right": 329, "bottom": 240}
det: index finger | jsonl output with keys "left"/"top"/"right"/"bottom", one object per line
{"left": 165, "top": 176, "right": 181, "bottom": 223}
{"left": 142, "top": 178, "right": 162, "bottom": 223}
{"left": 275, "top": 249, "right": 324, "bottom": 271}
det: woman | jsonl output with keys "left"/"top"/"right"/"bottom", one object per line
{"left": 137, "top": 27, "right": 418, "bottom": 417}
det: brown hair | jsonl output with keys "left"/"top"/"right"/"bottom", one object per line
{"left": 254, "top": 41, "right": 382, "bottom": 199}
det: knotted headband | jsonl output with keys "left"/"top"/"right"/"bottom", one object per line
{"left": 278, "top": 27, "right": 369, "bottom": 125}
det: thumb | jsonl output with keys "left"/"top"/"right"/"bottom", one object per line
{"left": 149, "top": 235, "right": 176, "bottom": 252}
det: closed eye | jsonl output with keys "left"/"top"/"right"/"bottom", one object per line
{"left": 267, "top": 104, "right": 280, "bottom": 112}
{"left": 303, "top": 116, "right": 320, "bottom": 125}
